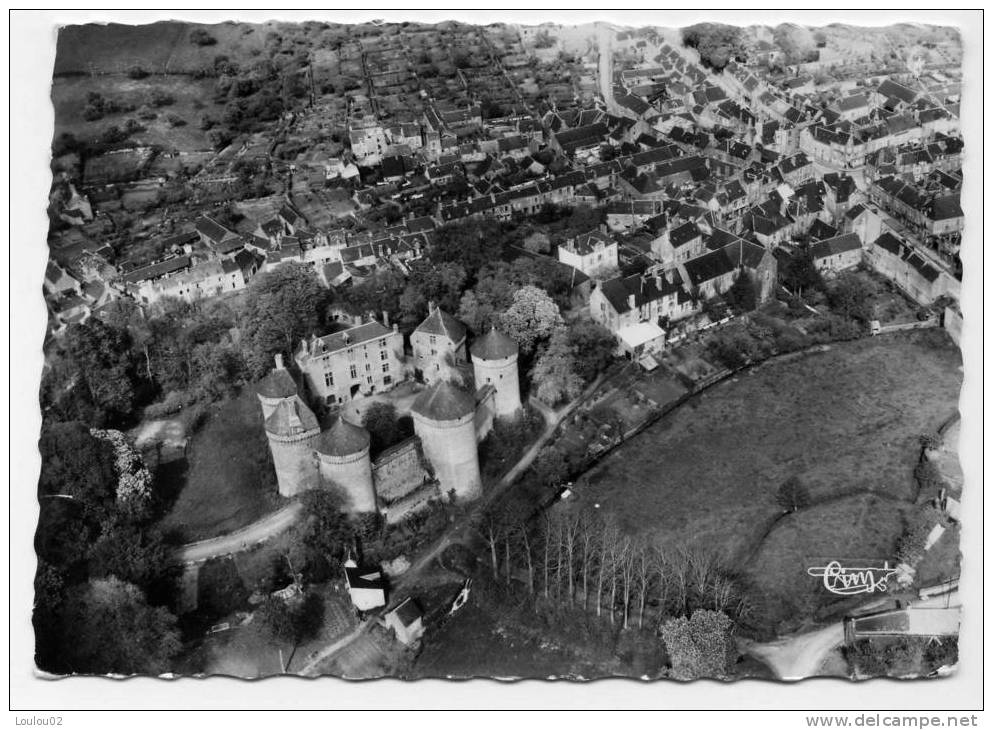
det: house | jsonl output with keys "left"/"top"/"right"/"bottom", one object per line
{"left": 295, "top": 320, "right": 406, "bottom": 405}
{"left": 810, "top": 233, "right": 864, "bottom": 274}
{"left": 384, "top": 597, "right": 425, "bottom": 646}
{"left": 843, "top": 203, "right": 885, "bottom": 247}
{"left": 867, "top": 233, "right": 949, "bottom": 305}
{"left": 679, "top": 239, "right": 777, "bottom": 303}
{"left": 606, "top": 199, "right": 664, "bottom": 231}
{"left": 834, "top": 93, "right": 870, "bottom": 122}
{"left": 557, "top": 229, "right": 618, "bottom": 278}
{"left": 616, "top": 320, "right": 667, "bottom": 361}
{"left": 653, "top": 221, "right": 704, "bottom": 269}
{"left": 343, "top": 559, "right": 387, "bottom": 613}
{"left": 44, "top": 261, "right": 82, "bottom": 297}
{"left": 195, "top": 215, "right": 241, "bottom": 251}
{"left": 591, "top": 267, "right": 694, "bottom": 335}
{"left": 411, "top": 305, "right": 467, "bottom": 383}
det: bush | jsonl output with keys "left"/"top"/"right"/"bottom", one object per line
{"left": 806, "top": 313, "right": 864, "bottom": 342}
{"left": 166, "top": 113, "right": 187, "bottom": 128}
{"left": 190, "top": 28, "right": 217, "bottom": 46}
{"left": 127, "top": 65, "right": 148, "bottom": 80}
{"left": 894, "top": 506, "right": 942, "bottom": 565}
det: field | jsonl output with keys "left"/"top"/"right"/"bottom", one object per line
{"left": 577, "top": 330, "right": 962, "bottom": 633}
{"left": 54, "top": 21, "right": 271, "bottom": 75}
{"left": 52, "top": 75, "right": 225, "bottom": 152}
{"left": 157, "top": 387, "right": 284, "bottom": 543}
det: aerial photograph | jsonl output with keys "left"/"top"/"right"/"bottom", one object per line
{"left": 34, "top": 15, "right": 965, "bottom": 684}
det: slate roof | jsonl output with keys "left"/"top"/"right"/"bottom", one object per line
{"left": 837, "top": 94, "right": 869, "bottom": 112}
{"left": 811, "top": 233, "right": 862, "bottom": 260}
{"left": 316, "top": 416, "right": 370, "bottom": 457}
{"left": 566, "top": 230, "right": 614, "bottom": 256}
{"left": 391, "top": 597, "right": 422, "bottom": 627}
{"left": 411, "top": 380, "right": 476, "bottom": 421}
{"left": 470, "top": 327, "right": 519, "bottom": 361}
{"left": 415, "top": 307, "right": 467, "bottom": 343}
{"left": 257, "top": 365, "right": 298, "bottom": 398}
{"left": 195, "top": 215, "right": 238, "bottom": 244}
{"left": 598, "top": 269, "right": 684, "bottom": 315}
{"left": 264, "top": 397, "right": 319, "bottom": 437}
{"left": 682, "top": 240, "right": 768, "bottom": 287}
{"left": 670, "top": 221, "right": 701, "bottom": 248}
{"left": 309, "top": 321, "right": 394, "bottom": 356}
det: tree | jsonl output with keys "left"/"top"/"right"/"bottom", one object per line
{"left": 567, "top": 320, "right": 616, "bottom": 382}
{"left": 38, "top": 422, "right": 118, "bottom": 523}
{"left": 522, "top": 231, "right": 551, "bottom": 254}
{"left": 86, "top": 517, "right": 170, "bottom": 592}
{"left": 828, "top": 272, "right": 877, "bottom": 323}
{"left": 190, "top": 28, "right": 217, "bottom": 46}
{"left": 661, "top": 609, "right": 737, "bottom": 680}
{"left": 500, "top": 285, "right": 563, "bottom": 355}
{"left": 341, "top": 267, "right": 406, "bottom": 325}
{"left": 49, "top": 577, "right": 181, "bottom": 675}
{"left": 776, "top": 476, "right": 810, "bottom": 513}
{"left": 725, "top": 269, "right": 758, "bottom": 314}
{"left": 299, "top": 489, "right": 354, "bottom": 576}
{"left": 362, "top": 402, "right": 410, "bottom": 455}
{"left": 241, "top": 262, "right": 329, "bottom": 377}
{"left": 399, "top": 261, "right": 468, "bottom": 324}
{"left": 530, "top": 328, "right": 583, "bottom": 406}
{"left": 256, "top": 591, "right": 325, "bottom": 647}
{"left": 59, "top": 319, "right": 138, "bottom": 425}
{"left": 681, "top": 23, "right": 745, "bottom": 70}
{"left": 781, "top": 248, "right": 824, "bottom": 295}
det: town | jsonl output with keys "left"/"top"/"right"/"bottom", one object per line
{"left": 36, "top": 19, "right": 963, "bottom": 682}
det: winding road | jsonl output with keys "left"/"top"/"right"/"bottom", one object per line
{"left": 172, "top": 502, "right": 304, "bottom": 565}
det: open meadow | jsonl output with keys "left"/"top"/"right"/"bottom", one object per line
{"left": 157, "top": 386, "right": 283, "bottom": 543}
{"left": 577, "top": 329, "right": 961, "bottom": 634}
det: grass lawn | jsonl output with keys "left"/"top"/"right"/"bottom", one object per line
{"left": 52, "top": 75, "right": 226, "bottom": 152}
{"left": 745, "top": 493, "right": 910, "bottom": 634}
{"left": 576, "top": 330, "right": 961, "bottom": 633}
{"left": 157, "top": 386, "right": 283, "bottom": 543}
{"left": 54, "top": 21, "right": 271, "bottom": 75}
{"left": 408, "top": 586, "right": 661, "bottom": 679}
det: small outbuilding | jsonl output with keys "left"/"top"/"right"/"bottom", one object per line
{"left": 384, "top": 597, "right": 425, "bottom": 646}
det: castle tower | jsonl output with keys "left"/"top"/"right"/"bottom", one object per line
{"left": 411, "top": 380, "right": 482, "bottom": 502}
{"left": 264, "top": 396, "right": 321, "bottom": 497}
{"left": 257, "top": 353, "right": 299, "bottom": 420}
{"left": 470, "top": 327, "right": 522, "bottom": 418}
{"left": 315, "top": 415, "right": 377, "bottom": 514}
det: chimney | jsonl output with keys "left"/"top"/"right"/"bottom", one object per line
{"left": 628, "top": 293, "right": 636, "bottom": 309}
{"left": 382, "top": 310, "right": 390, "bottom": 327}
{"left": 428, "top": 300, "right": 436, "bottom": 313}
{"left": 393, "top": 323, "right": 399, "bottom": 334}
{"left": 274, "top": 353, "right": 285, "bottom": 370}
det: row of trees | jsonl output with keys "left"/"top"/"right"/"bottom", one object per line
{"left": 472, "top": 504, "right": 744, "bottom": 678}
{"left": 476, "top": 505, "right": 749, "bottom": 633}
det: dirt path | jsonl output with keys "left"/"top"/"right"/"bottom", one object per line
{"left": 298, "top": 621, "right": 372, "bottom": 677}
{"left": 740, "top": 623, "right": 845, "bottom": 681}
{"left": 172, "top": 501, "right": 303, "bottom": 565}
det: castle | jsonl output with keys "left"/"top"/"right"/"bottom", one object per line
{"left": 257, "top": 316, "right": 522, "bottom": 523}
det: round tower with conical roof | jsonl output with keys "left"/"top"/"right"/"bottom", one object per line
{"left": 470, "top": 327, "right": 522, "bottom": 418}
{"left": 257, "top": 353, "right": 299, "bottom": 420}
{"left": 264, "top": 395, "right": 321, "bottom": 497}
{"left": 410, "top": 380, "right": 482, "bottom": 502}
{"left": 315, "top": 415, "right": 376, "bottom": 514}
